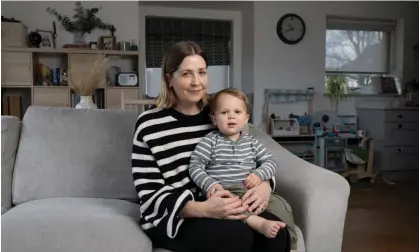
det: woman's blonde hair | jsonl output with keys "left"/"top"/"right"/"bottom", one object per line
{"left": 156, "top": 41, "right": 210, "bottom": 109}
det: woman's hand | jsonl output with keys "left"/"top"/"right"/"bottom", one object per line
{"left": 203, "top": 190, "right": 248, "bottom": 220}
{"left": 241, "top": 181, "right": 272, "bottom": 215}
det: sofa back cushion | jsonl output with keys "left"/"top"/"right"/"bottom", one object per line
{"left": 1, "top": 116, "right": 21, "bottom": 213}
{"left": 12, "top": 106, "right": 139, "bottom": 205}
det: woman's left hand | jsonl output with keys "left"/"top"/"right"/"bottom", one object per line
{"left": 241, "top": 180, "right": 272, "bottom": 215}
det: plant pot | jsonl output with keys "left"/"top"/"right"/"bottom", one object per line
{"left": 75, "top": 96, "right": 97, "bottom": 109}
{"left": 73, "top": 31, "right": 86, "bottom": 44}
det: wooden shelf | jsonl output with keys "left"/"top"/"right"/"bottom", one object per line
{"left": 33, "top": 85, "right": 69, "bottom": 88}
{"left": 1, "top": 46, "right": 142, "bottom": 119}
{"left": 1, "top": 85, "right": 32, "bottom": 88}
{"left": 107, "top": 86, "right": 139, "bottom": 89}
{"left": 1, "top": 47, "right": 140, "bottom": 56}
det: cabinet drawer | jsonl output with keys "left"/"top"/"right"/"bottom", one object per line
{"left": 33, "top": 88, "right": 69, "bottom": 107}
{"left": 384, "top": 110, "right": 419, "bottom": 122}
{"left": 382, "top": 146, "right": 419, "bottom": 171}
{"left": 106, "top": 88, "right": 139, "bottom": 109}
{"left": 385, "top": 122, "right": 419, "bottom": 146}
{"left": 1, "top": 52, "right": 32, "bottom": 86}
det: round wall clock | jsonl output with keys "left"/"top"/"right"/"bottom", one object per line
{"left": 276, "top": 13, "right": 306, "bottom": 45}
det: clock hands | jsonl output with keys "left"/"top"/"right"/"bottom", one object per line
{"left": 283, "top": 23, "right": 294, "bottom": 33}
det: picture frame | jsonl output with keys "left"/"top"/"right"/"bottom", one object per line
{"left": 36, "top": 29, "right": 55, "bottom": 49}
{"left": 99, "top": 35, "right": 116, "bottom": 50}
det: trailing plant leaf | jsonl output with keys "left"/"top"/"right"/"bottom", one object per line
{"left": 325, "top": 74, "right": 348, "bottom": 111}
{"left": 46, "top": 1, "right": 116, "bottom": 34}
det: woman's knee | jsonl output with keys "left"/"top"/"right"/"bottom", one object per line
{"left": 218, "top": 220, "right": 254, "bottom": 252}
{"left": 180, "top": 218, "right": 254, "bottom": 252}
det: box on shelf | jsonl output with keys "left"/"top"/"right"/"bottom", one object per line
{"left": 1, "top": 22, "right": 28, "bottom": 47}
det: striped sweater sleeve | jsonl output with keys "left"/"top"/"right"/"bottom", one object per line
{"left": 188, "top": 133, "right": 218, "bottom": 194}
{"left": 252, "top": 138, "right": 277, "bottom": 181}
{"left": 132, "top": 116, "right": 194, "bottom": 238}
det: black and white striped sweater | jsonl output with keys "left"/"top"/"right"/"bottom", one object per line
{"left": 132, "top": 106, "right": 276, "bottom": 238}
{"left": 131, "top": 106, "right": 214, "bottom": 238}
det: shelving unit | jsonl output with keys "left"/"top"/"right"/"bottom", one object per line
{"left": 271, "top": 135, "right": 317, "bottom": 164}
{"left": 1, "top": 47, "right": 141, "bottom": 119}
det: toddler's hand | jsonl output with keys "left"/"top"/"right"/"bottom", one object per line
{"left": 244, "top": 173, "right": 262, "bottom": 189}
{"left": 207, "top": 184, "right": 225, "bottom": 198}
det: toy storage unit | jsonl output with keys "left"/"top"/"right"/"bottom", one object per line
{"left": 272, "top": 135, "right": 317, "bottom": 164}
{"left": 263, "top": 88, "right": 317, "bottom": 164}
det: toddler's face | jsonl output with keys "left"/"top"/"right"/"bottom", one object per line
{"left": 212, "top": 93, "right": 249, "bottom": 136}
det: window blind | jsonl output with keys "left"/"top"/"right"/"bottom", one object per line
{"left": 145, "top": 17, "right": 231, "bottom": 68}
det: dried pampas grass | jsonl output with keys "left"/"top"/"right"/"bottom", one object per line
{"left": 70, "top": 55, "right": 110, "bottom": 96}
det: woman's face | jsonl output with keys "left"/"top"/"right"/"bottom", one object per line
{"left": 168, "top": 54, "right": 208, "bottom": 107}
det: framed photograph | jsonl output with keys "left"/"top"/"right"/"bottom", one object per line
{"left": 99, "top": 36, "right": 116, "bottom": 50}
{"left": 36, "top": 30, "right": 55, "bottom": 49}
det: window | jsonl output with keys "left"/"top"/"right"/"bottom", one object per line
{"left": 325, "top": 16, "right": 397, "bottom": 92}
{"left": 145, "top": 16, "right": 231, "bottom": 97}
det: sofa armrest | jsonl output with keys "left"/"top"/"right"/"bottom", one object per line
{"left": 1, "top": 116, "right": 21, "bottom": 214}
{"left": 249, "top": 127, "right": 350, "bottom": 252}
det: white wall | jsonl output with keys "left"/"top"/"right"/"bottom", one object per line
{"left": 252, "top": 1, "right": 419, "bottom": 126}
{"left": 1, "top": 1, "right": 140, "bottom": 48}
{"left": 2, "top": 1, "right": 418, "bottom": 126}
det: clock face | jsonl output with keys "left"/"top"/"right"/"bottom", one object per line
{"left": 276, "top": 14, "right": 306, "bottom": 45}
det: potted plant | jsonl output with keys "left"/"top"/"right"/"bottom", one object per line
{"left": 46, "top": 1, "right": 116, "bottom": 44}
{"left": 70, "top": 56, "right": 109, "bottom": 109}
{"left": 325, "top": 74, "right": 348, "bottom": 112}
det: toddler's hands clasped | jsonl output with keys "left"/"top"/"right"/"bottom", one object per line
{"left": 244, "top": 173, "right": 262, "bottom": 189}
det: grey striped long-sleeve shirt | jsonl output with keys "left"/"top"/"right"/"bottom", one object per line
{"left": 188, "top": 131, "right": 277, "bottom": 194}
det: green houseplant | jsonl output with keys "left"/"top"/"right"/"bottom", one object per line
{"left": 325, "top": 74, "right": 348, "bottom": 112}
{"left": 46, "top": 1, "right": 116, "bottom": 44}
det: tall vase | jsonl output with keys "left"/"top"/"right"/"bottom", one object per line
{"left": 73, "top": 31, "right": 86, "bottom": 45}
{"left": 75, "top": 96, "right": 97, "bottom": 109}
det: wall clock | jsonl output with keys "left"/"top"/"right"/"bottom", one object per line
{"left": 276, "top": 13, "right": 306, "bottom": 45}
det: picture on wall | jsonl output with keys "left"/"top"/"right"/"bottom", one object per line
{"left": 36, "top": 30, "right": 55, "bottom": 49}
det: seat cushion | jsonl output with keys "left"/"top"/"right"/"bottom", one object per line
{"left": 1, "top": 198, "right": 151, "bottom": 252}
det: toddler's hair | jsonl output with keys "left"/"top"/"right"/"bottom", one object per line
{"left": 210, "top": 88, "right": 252, "bottom": 115}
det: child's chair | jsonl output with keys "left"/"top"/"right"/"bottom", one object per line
{"left": 120, "top": 90, "right": 156, "bottom": 115}
{"left": 342, "top": 137, "right": 375, "bottom": 183}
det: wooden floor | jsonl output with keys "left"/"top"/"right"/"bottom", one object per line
{"left": 342, "top": 177, "right": 419, "bottom": 252}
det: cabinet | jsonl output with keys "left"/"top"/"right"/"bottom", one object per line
{"left": 1, "top": 52, "right": 32, "bottom": 86}
{"left": 357, "top": 107, "right": 419, "bottom": 171}
{"left": 1, "top": 47, "right": 141, "bottom": 120}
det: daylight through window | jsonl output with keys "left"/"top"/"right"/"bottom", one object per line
{"left": 325, "top": 16, "right": 397, "bottom": 91}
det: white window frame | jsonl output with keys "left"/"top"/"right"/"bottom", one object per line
{"left": 138, "top": 5, "right": 242, "bottom": 96}
{"left": 325, "top": 16, "right": 398, "bottom": 92}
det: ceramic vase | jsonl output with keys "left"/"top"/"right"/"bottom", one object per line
{"left": 75, "top": 96, "right": 97, "bottom": 109}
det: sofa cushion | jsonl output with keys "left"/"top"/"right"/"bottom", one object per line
{"left": 1, "top": 198, "right": 151, "bottom": 252}
{"left": 1, "top": 116, "right": 21, "bottom": 214}
{"left": 12, "top": 106, "right": 139, "bottom": 205}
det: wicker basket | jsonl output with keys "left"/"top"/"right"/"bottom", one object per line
{"left": 1, "top": 22, "right": 28, "bottom": 47}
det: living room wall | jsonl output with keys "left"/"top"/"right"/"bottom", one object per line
{"left": 1, "top": 1, "right": 139, "bottom": 48}
{"left": 2, "top": 1, "right": 418, "bottom": 127}
{"left": 252, "top": 1, "right": 419, "bottom": 126}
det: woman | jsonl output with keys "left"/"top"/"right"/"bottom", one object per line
{"left": 132, "top": 41, "right": 291, "bottom": 252}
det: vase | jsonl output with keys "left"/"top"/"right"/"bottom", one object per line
{"left": 73, "top": 31, "right": 86, "bottom": 44}
{"left": 75, "top": 96, "right": 97, "bottom": 109}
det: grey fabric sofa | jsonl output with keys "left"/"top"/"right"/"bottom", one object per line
{"left": 1, "top": 106, "right": 350, "bottom": 252}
